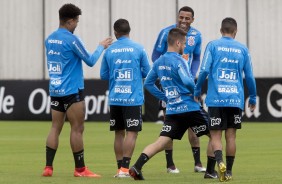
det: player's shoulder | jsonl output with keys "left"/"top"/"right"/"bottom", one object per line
{"left": 160, "top": 24, "right": 176, "bottom": 34}
{"left": 189, "top": 26, "right": 202, "bottom": 36}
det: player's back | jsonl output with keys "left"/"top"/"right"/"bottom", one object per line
{"left": 204, "top": 37, "right": 250, "bottom": 109}
{"left": 102, "top": 36, "right": 150, "bottom": 106}
{"left": 153, "top": 52, "right": 200, "bottom": 114}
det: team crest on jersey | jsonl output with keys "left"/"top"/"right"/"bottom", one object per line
{"left": 187, "top": 36, "right": 195, "bottom": 46}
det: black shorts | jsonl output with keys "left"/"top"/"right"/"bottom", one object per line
{"left": 160, "top": 109, "right": 210, "bottom": 140}
{"left": 208, "top": 107, "right": 242, "bottom": 130}
{"left": 109, "top": 105, "right": 142, "bottom": 132}
{"left": 50, "top": 90, "right": 84, "bottom": 112}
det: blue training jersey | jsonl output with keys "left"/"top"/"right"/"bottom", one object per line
{"left": 195, "top": 36, "right": 257, "bottom": 110}
{"left": 100, "top": 36, "right": 151, "bottom": 106}
{"left": 144, "top": 52, "right": 201, "bottom": 115}
{"left": 45, "top": 28, "right": 105, "bottom": 97}
{"left": 152, "top": 24, "right": 202, "bottom": 78}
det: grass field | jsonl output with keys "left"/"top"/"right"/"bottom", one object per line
{"left": 0, "top": 121, "right": 281, "bottom": 184}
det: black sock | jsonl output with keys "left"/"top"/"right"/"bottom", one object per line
{"left": 206, "top": 156, "right": 216, "bottom": 173}
{"left": 165, "top": 150, "right": 175, "bottom": 168}
{"left": 121, "top": 157, "right": 131, "bottom": 169}
{"left": 117, "top": 160, "right": 122, "bottom": 169}
{"left": 73, "top": 149, "right": 85, "bottom": 168}
{"left": 214, "top": 150, "right": 223, "bottom": 164}
{"left": 46, "top": 146, "right": 57, "bottom": 166}
{"left": 134, "top": 153, "right": 149, "bottom": 170}
{"left": 192, "top": 147, "right": 201, "bottom": 165}
{"left": 226, "top": 156, "right": 235, "bottom": 171}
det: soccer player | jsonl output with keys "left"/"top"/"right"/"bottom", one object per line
{"left": 42, "top": 3, "right": 112, "bottom": 177}
{"left": 129, "top": 28, "right": 216, "bottom": 180}
{"left": 152, "top": 6, "right": 205, "bottom": 173}
{"left": 194, "top": 17, "right": 257, "bottom": 182}
{"left": 100, "top": 19, "right": 151, "bottom": 178}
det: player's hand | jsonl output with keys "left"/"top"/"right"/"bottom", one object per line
{"left": 248, "top": 103, "right": 256, "bottom": 112}
{"left": 194, "top": 96, "right": 201, "bottom": 103}
{"left": 100, "top": 37, "right": 113, "bottom": 49}
{"left": 182, "top": 54, "right": 189, "bottom": 61}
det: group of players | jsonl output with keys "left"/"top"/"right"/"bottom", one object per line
{"left": 42, "top": 3, "right": 257, "bottom": 183}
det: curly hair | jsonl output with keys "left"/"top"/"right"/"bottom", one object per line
{"left": 59, "top": 3, "right": 82, "bottom": 22}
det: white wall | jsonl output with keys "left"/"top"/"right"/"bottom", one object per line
{"left": 0, "top": 0, "right": 281, "bottom": 79}
{"left": 248, "top": 0, "right": 282, "bottom": 77}
{"left": 0, "top": 0, "right": 44, "bottom": 79}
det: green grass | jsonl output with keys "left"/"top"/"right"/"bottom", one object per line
{"left": 0, "top": 121, "right": 281, "bottom": 184}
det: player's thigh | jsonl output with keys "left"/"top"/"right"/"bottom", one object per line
{"left": 67, "top": 101, "right": 85, "bottom": 128}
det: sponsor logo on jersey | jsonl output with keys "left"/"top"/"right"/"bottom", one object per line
{"left": 111, "top": 48, "right": 134, "bottom": 53}
{"left": 218, "top": 47, "right": 241, "bottom": 53}
{"left": 48, "top": 62, "right": 62, "bottom": 74}
{"left": 213, "top": 99, "right": 241, "bottom": 106}
{"left": 166, "top": 105, "right": 188, "bottom": 111}
{"left": 48, "top": 50, "right": 60, "bottom": 55}
{"left": 48, "top": 39, "right": 62, "bottom": 44}
{"left": 161, "top": 125, "right": 171, "bottom": 132}
{"left": 191, "top": 125, "right": 207, "bottom": 134}
{"left": 220, "top": 57, "right": 238, "bottom": 63}
{"left": 50, "top": 78, "right": 62, "bottom": 86}
{"left": 168, "top": 97, "right": 183, "bottom": 105}
{"left": 210, "top": 117, "right": 221, "bottom": 126}
{"left": 114, "top": 68, "right": 133, "bottom": 81}
{"left": 163, "top": 86, "right": 180, "bottom": 98}
{"left": 115, "top": 59, "right": 132, "bottom": 64}
{"left": 217, "top": 69, "right": 238, "bottom": 82}
{"left": 218, "top": 85, "right": 239, "bottom": 93}
{"left": 49, "top": 89, "right": 65, "bottom": 95}
{"left": 110, "top": 98, "right": 135, "bottom": 104}
{"left": 158, "top": 66, "right": 171, "bottom": 70}
{"left": 127, "top": 119, "right": 139, "bottom": 127}
{"left": 114, "top": 85, "right": 132, "bottom": 94}
{"left": 160, "top": 76, "right": 172, "bottom": 81}
{"left": 187, "top": 36, "right": 195, "bottom": 46}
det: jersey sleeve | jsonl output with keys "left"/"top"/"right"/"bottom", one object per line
{"left": 152, "top": 30, "right": 168, "bottom": 62}
{"left": 144, "top": 67, "right": 167, "bottom": 102}
{"left": 194, "top": 42, "right": 212, "bottom": 97}
{"left": 178, "top": 60, "right": 195, "bottom": 93}
{"left": 243, "top": 50, "right": 257, "bottom": 105}
{"left": 100, "top": 50, "right": 109, "bottom": 80}
{"left": 71, "top": 35, "right": 104, "bottom": 67}
{"left": 140, "top": 48, "right": 151, "bottom": 78}
{"left": 190, "top": 33, "right": 202, "bottom": 78}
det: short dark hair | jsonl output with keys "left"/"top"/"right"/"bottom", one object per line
{"left": 59, "top": 3, "right": 81, "bottom": 22}
{"left": 221, "top": 17, "right": 237, "bottom": 34}
{"left": 114, "top": 19, "right": 131, "bottom": 35}
{"left": 167, "top": 28, "right": 187, "bottom": 46}
{"left": 179, "top": 6, "right": 194, "bottom": 17}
